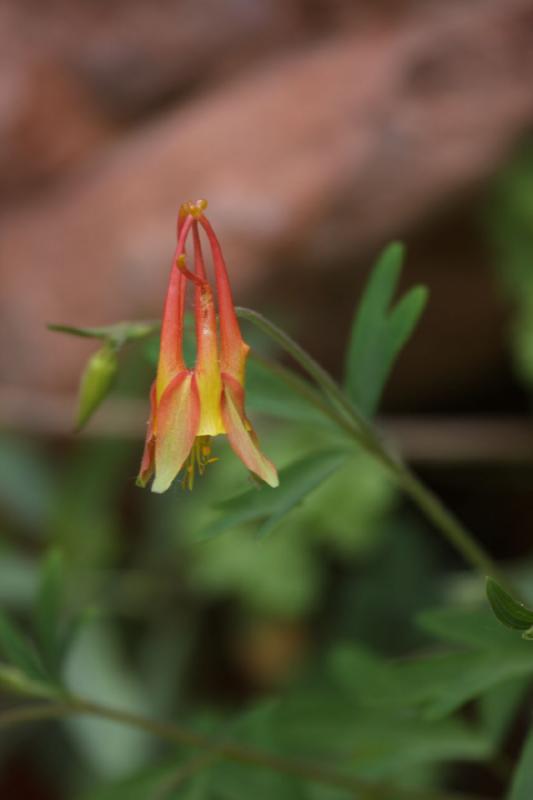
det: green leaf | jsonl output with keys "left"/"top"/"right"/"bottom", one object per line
{"left": 397, "top": 650, "right": 533, "bottom": 720}
{"left": 410, "top": 609, "right": 533, "bottom": 718}
{"left": 0, "top": 663, "right": 59, "bottom": 700}
{"left": 202, "top": 450, "right": 348, "bottom": 539}
{"left": 509, "top": 724, "right": 533, "bottom": 800}
{"left": 384, "top": 285, "right": 428, "bottom": 371}
{"left": 213, "top": 761, "right": 305, "bottom": 800}
{"left": 0, "top": 610, "right": 49, "bottom": 682}
{"left": 344, "top": 242, "right": 427, "bottom": 416}
{"left": 486, "top": 577, "right": 533, "bottom": 635}
{"left": 417, "top": 607, "right": 521, "bottom": 649}
{"left": 245, "top": 356, "right": 336, "bottom": 428}
{"left": 80, "top": 759, "right": 200, "bottom": 800}
{"left": 231, "top": 671, "right": 491, "bottom": 785}
{"left": 175, "top": 772, "right": 212, "bottom": 800}
{"left": 479, "top": 678, "right": 529, "bottom": 746}
{"left": 331, "top": 613, "right": 533, "bottom": 721}
{"left": 35, "top": 548, "right": 65, "bottom": 677}
{"left": 48, "top": 321, "right": 158, "bottom": 346}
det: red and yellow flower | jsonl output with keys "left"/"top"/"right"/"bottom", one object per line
{"left": 137, "top": 200, "right": 278, "bottom": 493}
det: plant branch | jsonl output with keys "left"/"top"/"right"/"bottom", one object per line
{"left": 0, "top": 697, "right": 488, "bottom": 800}
{"left": 394, "top": 465, "right": 508, "bottom": 582}
{"left": 250, "top": 350, "right": 356, "bottom": 436}
{"left": 238, "top": 309, "right": 372, "bottom": 441}
{"left": 237, "top": 307, "right": 509, "bottom": 588}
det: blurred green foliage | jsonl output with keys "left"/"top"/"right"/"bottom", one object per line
{"left": 2, "top": 226, "right": 533, "bottom": 800}
{"left": 0, "top": 409, "right": 524, "bottom": 798}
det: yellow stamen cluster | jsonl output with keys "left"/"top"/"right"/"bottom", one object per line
{"left": 180, "top": 435, "right": 218, "bottom": 491}
{"left": 180, "top": 199, "right": 208, "bottom": 219}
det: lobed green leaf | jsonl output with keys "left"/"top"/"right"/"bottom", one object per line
{"left": 344, "top": 242, "right": 427, "bottom": 417}
{"left": 383, "top": 285, "right": 428, "bottom": 370}
{"left": 202, "top": 450, "right": 348, "bottom": 539}
{"left": 332, "top": 609, "right": 533, "bottom": 721}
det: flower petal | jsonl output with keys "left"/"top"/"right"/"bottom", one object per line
{"left": 152, "top": 371, "right": 200, "bottom": 494}
{"left": 199, "top": 216, "right": 249, "bottom": 382}
{"left": 221, "top": 373, "right": 278, "bottom": 488}
{"left": 136, "top": 381, "right": 157, "bottom": 488}
{"left": 157, "top": 263, "right": 186, "bottom": 399}
{"left": 156, "top": 214, "right": 194, "bottom": 400}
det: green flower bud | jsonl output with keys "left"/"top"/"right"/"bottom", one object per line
{"left": 76, "top": 341, "right": 118, "bottom": 431}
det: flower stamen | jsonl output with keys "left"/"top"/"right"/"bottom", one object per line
{"left": 180, "top": 435, "right": 218, "bottom": 490}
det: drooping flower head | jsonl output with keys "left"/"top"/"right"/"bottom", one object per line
{"left": 137, "top": 200, "right": 278, "bottom": 493}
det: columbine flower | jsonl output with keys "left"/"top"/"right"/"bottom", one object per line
{"left": 137, "top": 200, "right": 279, "bottom": 493}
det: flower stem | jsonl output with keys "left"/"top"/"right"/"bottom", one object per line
{"left": 238, "top": 309, "right": 370, "bottom": 436}
{"left": 0, "top": 697, "right": 488, "bottom": 800}
{"left": 237, "top": 308, "right": 509, "bottom": 588}
{"left": 250, "top": 350, "right": 357, "bottom": 436}
{"left": 394, "top": 464, "right": 508, "bottom": 584}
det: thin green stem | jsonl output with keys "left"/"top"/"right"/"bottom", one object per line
{"left": 238, "top": 308, "right": 371, "bottom": 440}
{"left": 0, "top": 698, "right": 488, "bottom": 800}
{"left": 151, "top": 751, "right": 219, "bottom": 800}
{"left": 250, "top": 350, "right": 356, "bottom": 436}
{"left": 395, "top": 465, "right": 510, "bottom": 587}
{"left": 237, "top": 307, "right": 508, "bottom": 587}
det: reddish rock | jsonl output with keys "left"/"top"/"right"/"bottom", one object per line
{"left": 1, "top": 0, "right": 533, "bottom": 398}
{"left": 0, "top": 55, "right": 111, "bottom": 204}
{"left": 0, "top": 0, "right": 308, "bottom": 199}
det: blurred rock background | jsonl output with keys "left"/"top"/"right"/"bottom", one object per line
{"left": 1, "top": 0, "right": 533, "bottom": 408}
